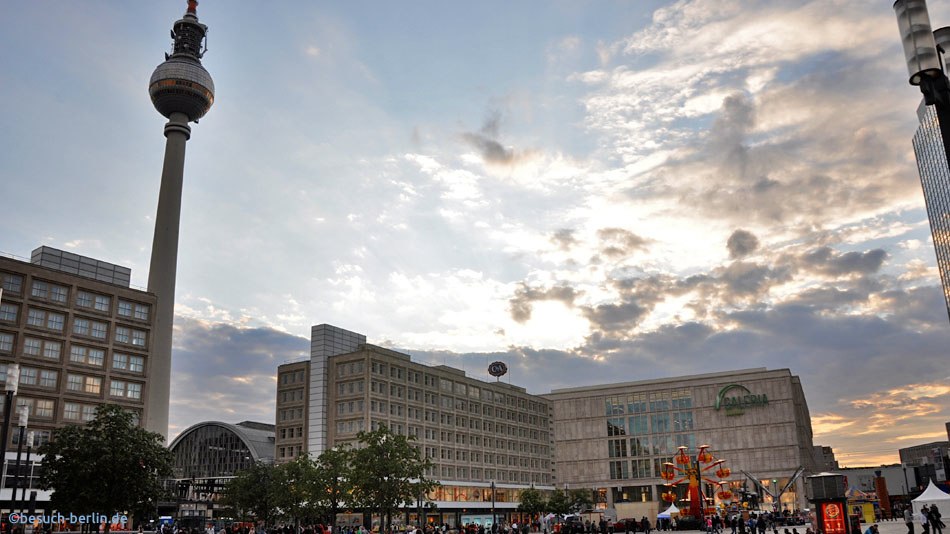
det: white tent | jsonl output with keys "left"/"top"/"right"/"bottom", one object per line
{"left": 912, "top": 480, "right": 950, "bottom": 515}
{"left": 657, "top": 504, "right": 680, "bottom": 518}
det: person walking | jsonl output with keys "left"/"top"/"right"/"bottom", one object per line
{"left": 929, "top": 505, "right": 944, "bottom": 534}
{"left": 907, "top": 507, "right": 916, "bottom": 534}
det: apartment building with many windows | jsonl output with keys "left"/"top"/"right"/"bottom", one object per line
{"left": 0, "top": 246, "right": 156, "bottom": 449}
{"left": 275, "top": 324, "right": 555, "bottom": 526}
{"left": 275, "top": 360, "right": 309, "bottom": 461}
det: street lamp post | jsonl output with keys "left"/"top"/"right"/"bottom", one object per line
{"left": 491, "top": 481, "right": 496, "bottom": 533}
{"left": 17, "top": 431, "right": 33, "bottom": 511}
{"left": 11, "top": 407, "right": 28, "bottom": 514}
{"left": 0, "top": 364, "right": 20, "bottom": 492}
{"left": 895, "top": 0, "right": 950, "bottom": 163}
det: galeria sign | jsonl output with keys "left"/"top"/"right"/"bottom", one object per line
{"left": 715, "top": 384, "right": 768, "bottom": 416}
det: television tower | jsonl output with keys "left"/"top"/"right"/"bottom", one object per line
{"left": 146, "top": 0, "right": 215, "bottom": 439}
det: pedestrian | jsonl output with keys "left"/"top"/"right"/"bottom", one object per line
{"left": 907, "top": 507, "right": 916, "bottom": 534}
{"left": 930, "top": 505, "right": 944, "bottom": 534}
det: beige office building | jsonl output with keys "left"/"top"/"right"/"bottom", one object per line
{"left": 275, "top": 326, "right": 821, "bottom": 524}
{"left": 275, "top": 324, "right": 555, "bottom": 526}
{"left": 0, "top": 246, "right": 156, "bottom": 450}
{"left": 546, "top": 368, "right": 819, "bottom": 519}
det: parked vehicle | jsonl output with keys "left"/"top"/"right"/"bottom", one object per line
{"left": 610, "top": 519, "right": 640, "bottom": 532}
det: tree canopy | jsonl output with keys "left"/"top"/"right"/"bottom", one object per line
{"left": 348, "top": 425, "right": 437, "bottom": 532}
{"left": 516, "top": 487, "right": 547, "bottom": 516}
{"left": 38, "top": 405, "right": 172, "bottom": 532}
{"left": 220, "top": 461, "right": 278, "bottom": 525}
{"left": 312, "top": 445, "right": 354, "bottom": 527}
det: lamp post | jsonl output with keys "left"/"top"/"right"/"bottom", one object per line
{"left": 0, "top": 363, "right": 20, "bottom": 490}
{"left": 491, "top": 481, "right": 496, "bottom": 533}
{"left": 17, "top": 431, "right": 33, "bottom": 510}
{"left": 11, "top": 406, "right": 28, "bottom": 514}
{"left": 896, "top": 0, "right": 950, "bottom": 160}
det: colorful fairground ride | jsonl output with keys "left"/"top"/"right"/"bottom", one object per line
{"left": 660, "top": 445, "right": 735, "bottom": 520}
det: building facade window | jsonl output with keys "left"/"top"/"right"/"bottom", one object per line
{"left": 606, "top": 396, "right": 626, "bottom": 416}
{"left": 609, "top": 460, "right": 629, "bottom": 480}
{"left": 629, "top": 415, "right": 649, "bottom": 435}
{"left": 73, "top": 317, "right": 108, "bottom": 339}
{"left": 110, "top": 379, "right": 142, "bottom": 400}
{"left": 113, "top": 353, "right": 145, "bottom": 373}
{"left": 31, "top": 281, "right": 68, "bottom": 304}
{"left": 19, "top": 367, "right": 38, "bottom": 386}
{"left": 27, "top": 308, "right": 65, "bottom": 331}
{"left": 0, "top": 273, "right": 23, "bottom": 295}
{"left": 16, "top": 397, "right": 55, "bottom": 419}
{"left": 67, "top": 374, "right": 102, "bottom": 395}
{"left": 22, "top": 337, "right": 61, "bottom": 361}
{"left": 607, "top": 417, "right": 626, "bottom": 436}
{"left": 631, "top": 459, "right": 652, "bottom": 478}
{"left": 39, "top": 369, "right": 58, "bottom": 388}
{"left": 609, "top": 439, "right": 628, "bottom": 458}
{"left": 70, "top": 345, "right": 105, "bottom": 366}
{"left": 671, "top": 388, "right": 692, "bottom": 409}
{"left": 77, "top": 291, "right": 112, "bottom": 313}
{"left": 651, "top": 414, "right": 671, "bottom": 434}
{"left": 0, "top": 333, "right": 12, "bottom": 353}
{"left": 0, "top": 302, "right": 18, "bottom": 322}
{"left": 118, "top": 300, "right": 150, "bottom": 321}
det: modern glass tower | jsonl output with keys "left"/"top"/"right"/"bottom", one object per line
{"left": 912, "top": 101, "right": 950, "bottom": 322}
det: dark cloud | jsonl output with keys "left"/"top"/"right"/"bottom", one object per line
{"left": 461, "top": 110, "right": 539, "bottom": 167}
{"left": 582, "top": 301, "right": 650, "bottom": 334}
{"left": 508, "top": 283, "right": 581, "bottom": 323}
{"left": 716, "top": 261, "right": 792, "bottom": 300}
{"left": 709, "top": 92, "right": 755, "bottom": 181}
{"left": 597, "top": 228, "right": 650, "bottom": 258}
{"left": 169, "top": 318, "right": 309, "bottom": 440}
{"left": 551, "top": 228, "right": 578, "bottom": 251}
{"left": 799, "top": 247, "right": 887, "bottom": 277}
{"left": 727, "top": 229, "right": 759, "bottom": 259}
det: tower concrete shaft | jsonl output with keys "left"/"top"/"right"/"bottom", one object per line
{"left": 146, "top": 113, "right": 191, "bottom": 439}
{"left": 146, "top": 1, "right": 214, "bottom": 440}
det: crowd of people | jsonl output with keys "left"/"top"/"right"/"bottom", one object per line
{"left": 904, "top": 504, "right": 943, "bottom": 534}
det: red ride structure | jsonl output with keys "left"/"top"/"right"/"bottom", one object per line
{"left": 660, "top": 445, "right": 733, "bottom": 521}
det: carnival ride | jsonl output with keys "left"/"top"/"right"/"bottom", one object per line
{"left": 660, "top": 445, "right": 734, "bottom": 520}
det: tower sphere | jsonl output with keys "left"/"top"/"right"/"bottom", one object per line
{"left": 148, "top": 1, "right": 214, "bottom": 122}
{"left": 149, "top": 59, "right": 214, "bottom": 121}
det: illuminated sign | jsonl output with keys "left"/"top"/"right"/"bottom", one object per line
{"left": 821, "top": 502, "right": 847, "bottom": 534}
{"left": 488, "top": 361, "right": 508, "bottom": 377}
{"left": 715, "top": 384, "right": 768, "bottom": 416}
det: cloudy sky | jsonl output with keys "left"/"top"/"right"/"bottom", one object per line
{"left": 2, "top": 1, "right": 949, "bottom": 467}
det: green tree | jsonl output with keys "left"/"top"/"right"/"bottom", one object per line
{"left": 272, "top": 455, "right": 322, "bottom": 528}
{"left": 38, "top": 405, "right": 172, "bottom": 533}
{"left": 349, "top": 425, "right": 437, "bottom": 532}
{"left": 313, "top": 445, "right": 354, "bottom": 527}
{"left": 221, "top": 461, "right": 278, "bottom": 526}
{"left": 517, "top": 487, "right": 547, "bottom": 517}
{"left": 546, "top": 489, "right": 571, "bottom": 516}
{"left": 568, "top": 489, "right": 594, "bottom": 513}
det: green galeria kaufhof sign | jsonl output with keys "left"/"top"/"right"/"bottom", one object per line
{"left": 715, "top": 384, "right": 768, "bottom": 416}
